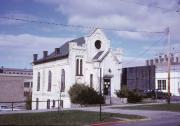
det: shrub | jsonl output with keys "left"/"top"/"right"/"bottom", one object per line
{"left": 127, "top": 91, "right": 142, "bottom": 103}
{"left": 68, "top": 84, "right": 104, "bottom": 105}
{"left": 115, "top": 85, "right": 128, "bottom": 98}
{"left": 143, "top": 90, "right": 171, "bottom": 99}
{"left": 26, "top": 94, "right": 32, "bottom": 110}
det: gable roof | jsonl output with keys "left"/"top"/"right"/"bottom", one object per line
{"left": 33, "top": 37, "right": 85, "bottom": 65}
{"left": 93, "top": 49, "right": 121, "bottom": 64}
{"left": 93, "top": 50, "right": 110, "bottom": 62}
{"left": 93, "top": 51, "right": 104, "bottom": 60}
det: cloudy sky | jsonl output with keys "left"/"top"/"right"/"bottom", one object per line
{"left": 0, "top": 0, "right": 180, "bottom": 68}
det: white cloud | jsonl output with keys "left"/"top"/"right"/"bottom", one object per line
{"left": 117, "top": 31, "right": 145, "bottom": 40}
{"left": 34, "top": 0, "right": 180, "bottom": 41}
{"left": 68, "top": 15, "right": 132, "bottom": 29}
{"left": 0, "top": 34, "right": 73, "bottom": 65}
{"left": 122, "top": 56, "right": 146, "bottom": 68}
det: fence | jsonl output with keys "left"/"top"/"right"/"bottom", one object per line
{"left": 0, "top": 100, "right": 63, "bottom": 111}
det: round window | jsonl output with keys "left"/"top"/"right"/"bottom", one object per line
{"left": 95, "top": 40, "right": 101, "bottom": 49}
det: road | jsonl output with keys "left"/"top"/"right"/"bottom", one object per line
{"left": 73, "top": 105, "right": 180, "bottom": 126}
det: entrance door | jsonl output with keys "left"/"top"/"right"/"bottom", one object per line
{"left": 47, "top": 99, "right": 50, "bottom": 109}
{"left": 103, "top": 79, "right": 111, "bottom": 96}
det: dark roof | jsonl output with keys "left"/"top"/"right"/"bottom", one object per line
{"left": 93, "top": 51, "right": 104, "bottom": 60}
{"left": 0, "top": 67, "right": 32, "bottom": 72}
{"left": 33, "top": 37, "right": 85, "bottom": 65}
{"left": 93, "top": 49, "right": 111, "bottom": 62}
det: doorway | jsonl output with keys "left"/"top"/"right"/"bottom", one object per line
{"left": 103, "top": 78, "right": 111, "bottom": 96}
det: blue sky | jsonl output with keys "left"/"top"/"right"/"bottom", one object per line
{"left": 0, "top": 0, "right": 180, "bottom": 68}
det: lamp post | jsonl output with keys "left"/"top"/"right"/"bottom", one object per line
{"left": 94, "top": 66, "right": 103, "bottom": 121}
{"left": 99, "top": 67, "right": 102, "bottom": 121}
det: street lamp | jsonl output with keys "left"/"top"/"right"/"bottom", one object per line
{"left": 94, "top": 66, "right": 103, "bottom": 121}
{"left": 99, "top": 67, "right": 102, "bottom": 121}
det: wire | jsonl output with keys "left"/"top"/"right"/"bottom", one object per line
{"left": 118, "top": 0, "right": 180, "bottom": 14}
{"left": 122, "top": 36, "right": 166, "bottom": 66}
{"left": 0, "top": 16, "right": 165, "bottom": 34}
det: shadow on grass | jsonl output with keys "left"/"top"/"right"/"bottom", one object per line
{"left": 0, "top": 110, "right": 144, "bottom": 126}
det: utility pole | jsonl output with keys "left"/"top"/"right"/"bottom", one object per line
{"left": 99, "top": 67, "right": 102, "bottom": 121}
{"left": 167, "top": 27, "right": 171, "bottom": 104}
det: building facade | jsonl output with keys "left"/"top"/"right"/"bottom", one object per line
{"left": 32, "top": 29, "right": 123, "bottom": 109}
{"left": 0, "top": 67, "right": 33, "bottom": 103}
{"left": 146, "top": 54, "right": 180, "bottom": 96}
{"left": 121, "top": 66, "right": 155, "bottom": 91}
{"left": 155, "top": 65, "right": 180, "bottom": 96}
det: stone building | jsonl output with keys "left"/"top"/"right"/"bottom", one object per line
{"left": 0, "top": 67, "right": 33, "bottom": 108}
{"left": 32, "top": 29, "right": 123, "bottom": 109}
{"left": 121, "top": 66, "right": 155, "bottom": 91}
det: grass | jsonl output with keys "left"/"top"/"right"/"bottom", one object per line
{"left": 0, "top": 110, "right": 144, "bottom": 126}
{"left": 113, "top": 103, "right": 180, "bottom": 112}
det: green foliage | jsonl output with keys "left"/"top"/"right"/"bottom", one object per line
{"left": 26, "top": 93, "right": 32, "bottom": 110}
{"left": 127, "top": 91, "right": 142, "bottom": 103}
{"left": 115, "top": 85, "right": 129, "bottom": 98}
{"left": 68, "top": 84, "right": 104, "bottom": 105}
{"left": 143, "top": 90, "right": 171, "bottom": 99}
{"left": 116, "top": 86, "right": 142, "bottom": 103}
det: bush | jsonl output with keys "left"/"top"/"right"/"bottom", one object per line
{"left": 115, "top": 85, "right": 128, "bottom": 98}
{"left": 127, "top": 91, "right": 142, "bottom": 103}
{"left": 26, "top": 94, "right": 32, "bottom": 110}
{"left": 143, "top": 90, "right": 171, "bottom": 99}
{"left": 68, "top": 84, "right": 104, "bottom": 105}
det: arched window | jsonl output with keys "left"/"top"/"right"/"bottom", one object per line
{"left": 61, "top": 69, "right": 65, "bottom": 92}
{"left": 76, "top": 59, "right": 79, "bottom": 76}
{"left": 48, "top": 71, "right": 52, "bottom": 91}
{"left": 37, "top": 72, "right": 40, "bottom": 91}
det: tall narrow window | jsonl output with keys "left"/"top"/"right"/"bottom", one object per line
{"left": 157, "top": 80, "right": 161, "bottom": 90}
{"left": 76, "top": 59, "right": 79, "bottom": 76}
{"left": 60, "top": 100, "right": 63, "bottom": 108}
{"left": 36, "top": 98, "right": 39, "bottom": 110}
{"left": 162, "top": 80, "right": 166, "bottom": 90}
{"left": 80, "top": 59, "right": 83, "bottom": 75}
{"left": 157, "top": 80, "right": 166, "bottom": 90}
{"left": 37, "top": 72, "right": 40, "bottom": 91}
{"left": 48, "top": 71, "right": 52, "bottom": 91}
{"left": 90, "top": 74, "right": 93, "bottom": 88}
{"left": 52, "top": 100, "right": 55, "bottom": 108}
{"left": 61, "top": 69, "right": 65, "bottom": 92}
{"left": 47, "top": 99, "right": 50, "bottom": 109}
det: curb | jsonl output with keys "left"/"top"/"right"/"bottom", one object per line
{"left": 90, "top": 117, "right": 151, "bottom": 126}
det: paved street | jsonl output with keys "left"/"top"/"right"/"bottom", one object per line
{"left": 72, "top": 105, "right": 180, "bottom": 126}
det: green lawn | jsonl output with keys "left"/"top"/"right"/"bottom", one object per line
{"left": 0, "top": 110, "right": 144, "bottom": 126}
{"left": 113, "top": 103, "right": 180, "bottom": 112}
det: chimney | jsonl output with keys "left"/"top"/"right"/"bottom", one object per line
{"left": 176, "top": 57, "right": 179, "bottom": 63}
{"left": 43, "top": 51, "right": 48, "bottom": 58}
{"left": 55, "top": 48, "right": 60, "bottom": 54}
{"left": 146, "top": 60, "right": 149, "bottom": 66}
{"left": 33, "top": 54, "right": 38, "bottom": 62}
{"left": 165, "top": 55, "right": 168, "bottom": 61}
{"left": 171, "top": 54, "right": 174, "bottom": 63}
{"left": 150, "top": 59, "right": 154, "bottom": 65}
{"left": 155, "top": 58, "right": 158, "bottom": 64}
